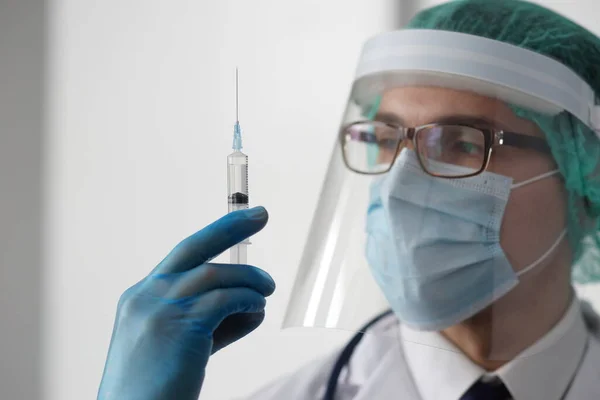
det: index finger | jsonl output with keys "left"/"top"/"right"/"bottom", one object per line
{"left": 152, "top": 206, "right": 268, "bottom": 274}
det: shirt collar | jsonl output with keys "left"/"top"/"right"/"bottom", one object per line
{"left": 493, "top": 297, "right": 588, "bottom": 400}
{"left": 400, "top": 297, "right": 588, "bottom": 400}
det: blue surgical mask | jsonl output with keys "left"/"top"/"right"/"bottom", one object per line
{"left": 366, "top": 149, "right": 565, "bottom": 331}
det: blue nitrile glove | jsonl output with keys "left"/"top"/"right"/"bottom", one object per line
{"left": 97, "top": 206, "right": 275, "bottom": 400}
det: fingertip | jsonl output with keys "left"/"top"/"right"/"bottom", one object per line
{"left": 255, "top": 268, "right": 276, "bottom": 294}
{"left": 264, "top": 278, "right": 276, "bottom": 296}
{"left": 246, "top": 206, "right": 268, "bottom": 222}
{"left": 256, "top": 267, "right": 273, "bottom": 282}
{"left": 218, "top": 208, "right": 268, "bottom": 243}
{"left": 227, "top": 206, "right": 268, "bottom": 226}
{"left": 258, "top": 206, "right": 269, "bottom": 220}
{"left": 265, "top": 284, "right": 276, "bottom": 297}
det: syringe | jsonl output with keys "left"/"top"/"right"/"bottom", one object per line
{"left": 228, "top": 68, "right": 250, "bottom": 264}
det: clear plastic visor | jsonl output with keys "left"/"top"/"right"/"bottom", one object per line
{"left": 282, "top": 74, "right": 589, "bottom": 361}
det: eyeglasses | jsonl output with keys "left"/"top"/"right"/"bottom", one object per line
{"left": 340, "top": 120, "right": 552, "bottom": 178}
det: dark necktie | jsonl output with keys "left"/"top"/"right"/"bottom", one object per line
{"left": 459, "top": 376, "right": 513, "bottom": 400}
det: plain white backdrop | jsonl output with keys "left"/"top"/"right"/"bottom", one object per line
{"left": 1, "top": 1, "right": 600, "bottom": 399}
{"left": 43, "top": 1, "right": 398, "bottom": 399}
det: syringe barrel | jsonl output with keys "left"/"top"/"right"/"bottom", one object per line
{"left": 227, "top": 151, "right": 249, "bottom": 213}
{"left": 227, "top": 151, "right": 250, "bottom": 246}
{"left": 230, "top": 244, "right": 247, "bottom": 265}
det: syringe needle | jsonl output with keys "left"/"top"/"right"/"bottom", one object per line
{"left": 235, "top": 67, "right": 239, "bottom": 123}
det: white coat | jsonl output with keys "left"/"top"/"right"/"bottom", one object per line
{"left": 241, "top": 301, "right": 600, "bottom": 400}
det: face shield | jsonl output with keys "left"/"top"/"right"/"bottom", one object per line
{"left": 283, "top": 29, "right": 600, "bottom": 361}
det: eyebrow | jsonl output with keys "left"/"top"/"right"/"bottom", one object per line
{"left": 373, "top": 112, "right": 510, "bottom": 130}
{"left": 373, "top": 112, "right": 405, "bottom": 125}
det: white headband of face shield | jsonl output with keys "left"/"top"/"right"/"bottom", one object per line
{"left": 352, "top": 29, "right": 600, "bottom": 135}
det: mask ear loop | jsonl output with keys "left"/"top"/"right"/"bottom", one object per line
{"left": 517, "top": 229, "right": 567, "bottom": 277}
{"left": 512, "top": 169, "right": 566, "bottom": 276}
{"left": 512, "top": 170, "right": 560, "bottom": 189}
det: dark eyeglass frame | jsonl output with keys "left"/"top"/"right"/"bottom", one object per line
{"left": 340, "top": 120, "right": 552, "bottom": 178}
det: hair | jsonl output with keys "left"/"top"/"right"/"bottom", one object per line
{"left": 407, "top": 0, "right": 600, "bottom": 283}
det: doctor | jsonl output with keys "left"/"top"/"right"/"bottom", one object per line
{"left": 98, "top": 1, "right": 600, "bottom": 399}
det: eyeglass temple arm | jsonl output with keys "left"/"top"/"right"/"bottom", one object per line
{"left": 501, "top": 131, "right": 552, "bottom": 154}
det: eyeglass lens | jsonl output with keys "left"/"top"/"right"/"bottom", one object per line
{"left": 343, "top": 122, "right": 486, "bottom": 177}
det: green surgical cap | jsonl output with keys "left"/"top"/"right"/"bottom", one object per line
{"left": 407, "top": 0, "right": 600, "bottom": 283}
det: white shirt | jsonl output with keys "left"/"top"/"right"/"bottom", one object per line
{"left": 244, "top": 298, "right": 600, "bottom": 400}
{"left": 400, "top": 298, "right": 588, "bottom": 400}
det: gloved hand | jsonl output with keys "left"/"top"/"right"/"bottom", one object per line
{"left": 97, "top": 206, "right": 275, "bottom": 400}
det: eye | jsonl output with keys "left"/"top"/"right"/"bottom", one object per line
{"left": 377, "top": 138, "right": 398, "bottom": 150}
{"left": 454, "top": 140, "right": 484, "bottom": 155}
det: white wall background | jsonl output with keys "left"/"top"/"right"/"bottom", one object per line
{"left": 0, "top": 1, "right": 599, "bottom": 400}
{"left": 43, "top": 1, "right": 398, "bottom": 399}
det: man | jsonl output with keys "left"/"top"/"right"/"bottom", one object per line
{"left": 98, "top": 1, "right": 600, "bottom": 399}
